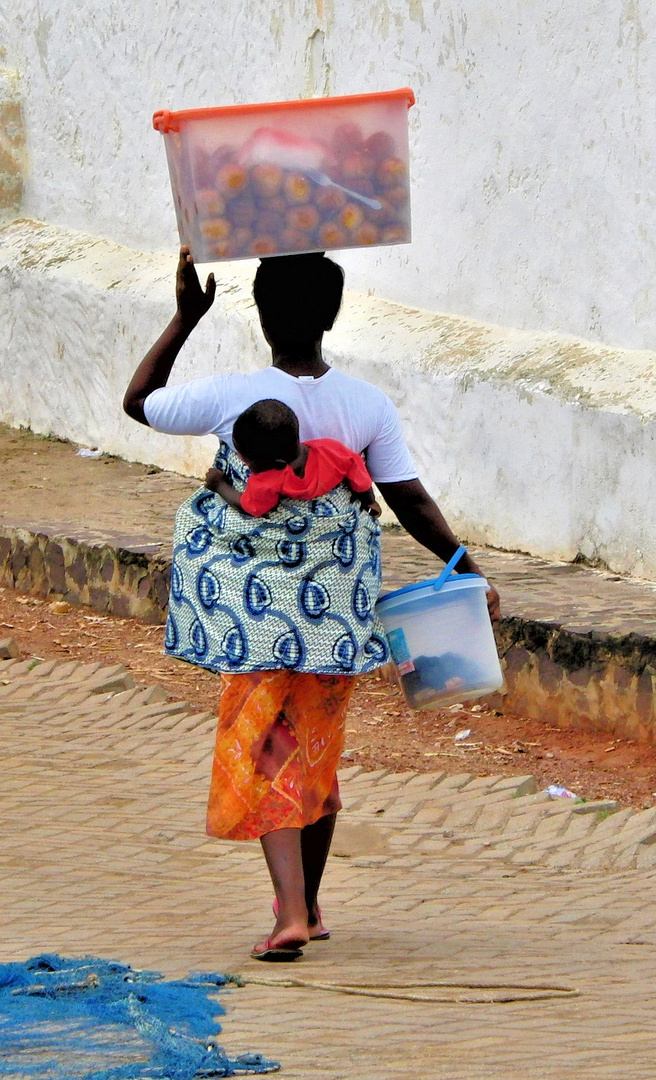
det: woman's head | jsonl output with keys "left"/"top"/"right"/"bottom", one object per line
{"left": 233, "top": 399, "right": 300, "bottom": 472}
{"left": 253, "top": 253, "right": 344, "bottom": 349}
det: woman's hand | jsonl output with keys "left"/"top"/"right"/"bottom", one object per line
{"left": 485, "top": 583, "right": 501, "bottom": 624}
{"left": 176, "top": 246, "right": 216, "bottom": 329}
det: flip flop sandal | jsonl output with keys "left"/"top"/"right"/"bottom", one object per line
{"left": 250, "top": 937, "right": 305, "bottom": 962}
{"left": 272, "top": 898, "right": 330, "bottom": 941}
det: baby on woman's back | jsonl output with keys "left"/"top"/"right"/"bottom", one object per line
{"left": 205, "top": 397, "right": 382, "bottom": 519}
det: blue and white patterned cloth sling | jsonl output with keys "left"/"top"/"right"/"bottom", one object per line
{"left": 165, "top": 441, "right": 391, "bottom": 675}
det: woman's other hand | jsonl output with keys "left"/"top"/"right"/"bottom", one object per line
{"left": 177, "top": 246, "right": 216, "bottom": 329}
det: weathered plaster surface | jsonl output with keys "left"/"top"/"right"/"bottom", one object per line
{"left": 2, "top": 219, "right": 656, "bottom": 579}
{"left": 1, "top": 1, "right": 656, "bottom": 348}
{"left": 0, "top": 70, "right": 26, "bottom": 218}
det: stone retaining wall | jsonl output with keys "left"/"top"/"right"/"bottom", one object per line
{"left": 493, "top": 619, "right": 656, "bottom": 743}
{"left": 1, "top": 519, "right": 655, "bottom": 742}
{"left": 0, "top": 523, "right": 169, "bottom": 624}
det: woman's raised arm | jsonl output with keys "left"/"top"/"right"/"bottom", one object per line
{"left": 123, "top": 247, "right": 215, "bottom": 425}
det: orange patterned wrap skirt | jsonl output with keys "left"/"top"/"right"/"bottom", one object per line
{"left": 206, "top": 670, "right": 357, "bottom": 841}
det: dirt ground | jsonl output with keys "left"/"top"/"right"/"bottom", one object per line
{"left": 3, "top": 586, "right": 656, "bottom": 809}
{"left": 0, "top": 426, "right": 197, "bottom": 542}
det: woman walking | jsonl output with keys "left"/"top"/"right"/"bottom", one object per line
{"left": 124, "top": 248, "right": 498, "bottom": 960}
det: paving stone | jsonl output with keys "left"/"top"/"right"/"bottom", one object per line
{"left": 490, "top": 774, "right": 538, "bottom": 796}
{"left": 2, "top": 653, "right": 656, "bottom": 1078}
{"left": 0, "top": 637, "right": 19, "bottom": 659}
{"left": 572, "top": 799, "right": 620, "bottom": 815}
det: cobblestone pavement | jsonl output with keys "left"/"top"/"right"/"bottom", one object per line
{"left": 2, "top": 655, "right": 656, "bottom": 1079}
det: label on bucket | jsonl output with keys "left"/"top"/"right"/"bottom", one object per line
{"left": 387, "top": 627, "right": 415, "bottom": 674}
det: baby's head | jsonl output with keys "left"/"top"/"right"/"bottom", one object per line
{"left": 233, "top": 399, "right": 300, "bottom": 473}
{"left": 253, "top": 252, "right": 344, "bottom": 350}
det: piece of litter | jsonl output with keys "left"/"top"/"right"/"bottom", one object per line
{"left": 49, "top": 600, "right": 72, "bottom": 614}
{"left": 470, "top": 704, "right": 483, "bottom": 712}
{"left": 76, "top": 447, "right": 103, "bottom": 458}
{"left": 546, "top": 784, "right": 578, "bottom": 799}
{"left": 447, "top": 703, "right": 464, "bottom": 711}
{"left": 454, "top": 728, "right": 472, "bottom": 742}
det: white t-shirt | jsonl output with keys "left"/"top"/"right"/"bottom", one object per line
{"left": 143, "top": 366, "right": 418, "bottom": 485}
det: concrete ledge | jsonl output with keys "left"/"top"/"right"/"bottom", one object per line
{"left": 2, "top": 218, "right": 656, "bottom": 577}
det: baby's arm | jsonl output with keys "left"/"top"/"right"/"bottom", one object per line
{"left": 205, "top": 468, "right": 281, "bottom": 517}
{"left": 205, "top": 467, "right": 246, "bottom": 511}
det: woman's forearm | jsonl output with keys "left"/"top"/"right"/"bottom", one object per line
{"left": 377, "top": 478, "right": 500, "bottom": 620}
{"left": 123, "top": 313, "right": 191, "bottom": 425}
{"left": 378, "top": 479, "right": 480, "bottom": 571}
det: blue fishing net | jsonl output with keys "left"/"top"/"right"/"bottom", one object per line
{"left": 0, "top": 954, "right": 279, "bottom": 1078}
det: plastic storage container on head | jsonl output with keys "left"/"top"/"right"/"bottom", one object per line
{"left": 376, "top": 549, "right": 503, "bottom": 710}
{"left": 153, "top": 87, "right": 414, "bottom": 263}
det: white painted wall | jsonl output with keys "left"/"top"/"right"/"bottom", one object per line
{"left": 2, "top": 4, "right": 656, "bottom": 580}
{"left": 2, "top": 220, "right": 656, "bottom": 580}
{"left": 2, "top": 0, "right": 656, "bottom": 350}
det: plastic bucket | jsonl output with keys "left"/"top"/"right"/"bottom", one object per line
{"left": 376, "top": 547, "right": 503, "bottom": 710}
{"left": 153, "top": 87, "right": 414, "bottom": 263}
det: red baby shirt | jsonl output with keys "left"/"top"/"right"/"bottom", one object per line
{"left": 239, "top": 438, "right": 373, "bottom": 516}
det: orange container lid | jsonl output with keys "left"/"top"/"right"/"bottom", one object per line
{"left": 153, "top": 87, "right": 415, "bottom": 134}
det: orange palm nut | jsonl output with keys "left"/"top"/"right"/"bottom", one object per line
{"left": 251, "top": 163, "right": 284, "bottom": 198}
{"left": 285, "top": 204, "right": 320, "bottom": 232}
{"left": 377, "top": 157, "right": 408, "bottom": 188}
{"left": 364, "top": 130, "right": 395, "bottom": 162}
{"left": 213, "top": 237, "right": 238, "bottom": 259}
{"left": 332, "top": 122, "right": 364, "bottom": 153}
{"left": 317, "top": 221, "right": 347, "bottom": 247}
{"left": 339, "top": 202, "right": 364, "bottom": 231}
{"left": 353, "top": 222, "right": 379, "bottom": 245}
{"left": 200, "top": 217, "right": 231, "bottom": 241}
{"left": 216, "top": 163, "right": 249, "bottom": 198}
{"left": 340, "top": 152, "right": 375, "bottom": 181}
{"left": 249, "top": 234, "right": 278, "bottom": 257}
{"left": 386, "top": 183, "right": 409, "bottom": 208}
{"left": 196, "top": 188, "right": 226, "bottom": 216}
{"left": 283, "top": 172, "right": 312, "bottom": 204}
{"left": 315, "top": 187, "right": 347, "bottom": 217}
